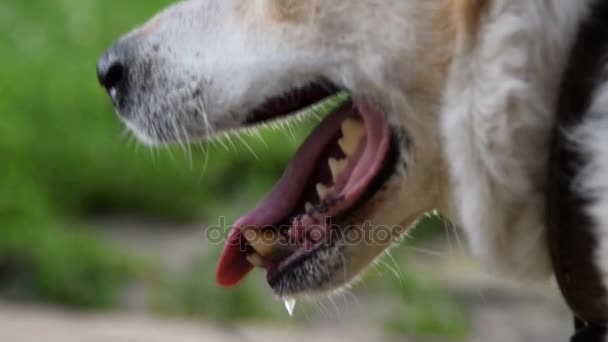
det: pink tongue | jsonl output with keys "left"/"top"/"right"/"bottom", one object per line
{"left": 216, "top": 101, "right": 390, "bottom": 287}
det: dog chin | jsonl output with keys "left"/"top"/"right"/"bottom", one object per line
{"left": 117, "top": 118, "right": 159, "bottom": 146}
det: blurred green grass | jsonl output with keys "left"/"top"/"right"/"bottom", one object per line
{"left": 1, "top": 0, "right": 305, "bottom": 220}
{"left": 0, "top": 0, "right": 466, "bottom": 338}
{"left": 0, "top": 0, "right": 302, "bottom": 307}
{"left": 153, "top": 243, "right": 467, "bottom": 339}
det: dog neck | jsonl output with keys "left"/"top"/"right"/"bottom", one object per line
{"left": 440, "top": 0, "right": 592, "bottom": 278}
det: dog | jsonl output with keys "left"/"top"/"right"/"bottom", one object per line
{"left": 97, "top": 0, "right": 608, "bottom": 306}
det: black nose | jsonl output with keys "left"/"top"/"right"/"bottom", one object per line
{"left": 97, "top": 43, "right": 129, "bottom": 98}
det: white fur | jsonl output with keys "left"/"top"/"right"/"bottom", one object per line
{"left": 107, "top": 0, "right": 602, "bottom": 294}
{"left": 572, "top": 82, "right": 608, "bottom": 299}
{"left": 442, "top": 0, "right": 590, "bottom": 279}
{"left": 112, "top": 0, "right": 454, "bottom": 292}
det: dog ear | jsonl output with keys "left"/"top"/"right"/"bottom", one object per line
{"left": 452, "top": 0, "right": 488, "bottom": 50}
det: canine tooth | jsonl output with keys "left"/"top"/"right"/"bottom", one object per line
{"left": 338, "top": 138, "right": 357, "bottom": 157}
{"left": 316, "top": 183, "right": 332, "bottom": 200}
{"left": 342, "top": 118, "right": 365, "bottom": 136}
{"left": 341, "top": 119, "right": 365, "bottom": 155}
{"left": 338, "top": 119, "right": 365, "bottom": 156}
{"left": 246, "top": 253, "right": 265, "bottom": 267}
{"left": 328, "top": 158, "right": 348, "bottom": 180}
{"left": 305, "top": 202, "right": 315, "bottom": 213}
{"left": 243, "top": 229, "right": 282, "bottom": 257}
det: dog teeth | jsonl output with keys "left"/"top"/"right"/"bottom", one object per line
{"left": 338, "top": 138, "right": 356, "bottom": 157}
{"left": 316, "top": 183, "right": 332, "bottom": 200}
{"left": 328, "top": 158, "right": 348, "bottom": 180}
{"left": 338, "top": 118, "right": 365, "bottom": 157}
{"left": 246, "top": 253, "right": 265, "bottom": 267}
{"left": 243, "top": 229, "right": 282, "bottom": 257}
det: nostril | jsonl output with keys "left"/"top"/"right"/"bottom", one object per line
{"left": 103, "top": 63, "right": 125, "bottom": 90}
{"left": 97, "top": 46, "right": 129, "bottom": 94}
{"left": 97, "top": 41, "right": 134, "bottom": 107}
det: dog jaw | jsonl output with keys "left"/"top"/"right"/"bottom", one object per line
{"left": 101, "top": 0, "right": 458, "bottom": 296}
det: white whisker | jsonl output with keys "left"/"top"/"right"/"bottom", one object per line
{"left": 235, "top": 134, "right": 259, "bottom": 160}
{"left": 198, "top": 142, "right": 210, "bottom": 178}
{"left": 216, "top": 135, "right": 231, "bottom": 152}
{"left": 223, "top": 133, "right": 238, "bottom": 152}
{"left": 384, "top": 251, "right": 404, "bottom": 284}
{"left": 378, "top": 258, "right": 403, "bottom": 286}
{"left": 179, "top": 123, "right": 194, "bottom": 170}
{"left": 404, "top": 246, "right": 446, "bottom": 258}
{"left": 248, "top": 128, "right": 269, "bottom": 148}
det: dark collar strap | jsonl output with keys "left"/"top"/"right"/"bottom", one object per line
{"left": 572, "top": 319, "right": 608, "bottom": 342}
{"left": 549, "top": 0, "right": 608, "bottom": 340}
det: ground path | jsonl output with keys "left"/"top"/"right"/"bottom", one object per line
{"left": 0, "top": 217, "right": 575, "bottom": 341}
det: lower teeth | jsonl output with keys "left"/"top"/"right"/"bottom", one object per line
{"left": 244, "top": 117, "right": 366, "bottom": 266}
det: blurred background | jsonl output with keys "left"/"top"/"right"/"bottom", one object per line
{"left": 0, "top": 1, "right": 573, "bottom": 341}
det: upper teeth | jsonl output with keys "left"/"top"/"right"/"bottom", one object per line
{"left": 338, "top": 118, "right": 365, "bottom": 157}
{"left": 328, "top": 157, "right": 348, "bottom": 180}
{"left": 316, "top": 183, "right": 332, "bottom": 200}
{"left": 245, "top": 120, "right": 366, "bottom": 259}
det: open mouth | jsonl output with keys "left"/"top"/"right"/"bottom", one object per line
{"left": 216, "top": 82, "right": 396, "bottom": 290}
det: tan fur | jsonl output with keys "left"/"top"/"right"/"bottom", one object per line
{"left": 268, "top": 0, "right": 314, "bottom": 23}
{"left": 451, "top": 0, "right": 488, "bottom": 49}
{"left": 99, "top": 0, "right": 592, "bottom": 298}
{"left": 237, "top": 0, "right": 314, "bottom": 24}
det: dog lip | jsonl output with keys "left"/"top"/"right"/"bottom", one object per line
{"left": 243, "top": 82, "right": 341, "bottom": 127}
{"left": 216, "top": 100, "right": 392, "bottom": 288}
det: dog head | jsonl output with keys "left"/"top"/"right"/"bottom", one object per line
{"left": 98, "top": 0, "right": 462, "bottom": 297}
